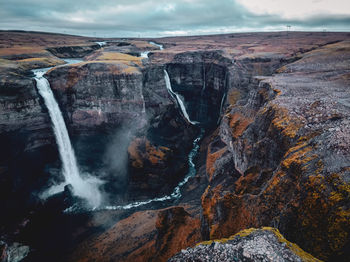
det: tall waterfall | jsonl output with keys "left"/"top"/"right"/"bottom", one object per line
{"left": 33, "top": 68, "right": 102, "bottom": 208}
{"left": 164, "top": 70, "right": 197, "bottom": 125}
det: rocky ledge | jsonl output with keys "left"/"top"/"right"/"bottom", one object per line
{"left": 169, "top": 227, "right": 320, "bottom": 262}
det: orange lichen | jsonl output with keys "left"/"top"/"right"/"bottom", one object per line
{"left": 296, "top": 172, "right": 350, "bottom": 259}
{"left": 234, "top": 172, "right": 260, "bottom": 195}
{"left": 281, "top": 144, "right": 313, "bottom": 169}
{"left": 198, "top": 227, "right": 321, "bottom": 262}
{"left": 228, "top": 112, "right": 253, "bottom": 138}
{"left": 145, "top": 140, "right": 170, "bottom": 165}
{"left": 0, "top": 46, "right": 46, "bottom": 56}
{"left": 128, "top": 137, "right": 171, "bottom": 168}
{"left": 206, "top": 147, "right": 227, "bottom": 181}
{"left": 90, "top": 52, "right": 143, "bottom": 66}
{"left": 270, "top": 106, "right": 302, "bottom": 139}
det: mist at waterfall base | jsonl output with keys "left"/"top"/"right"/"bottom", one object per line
{"left": 71, "top": 124, "right": 136, "bottom": 207}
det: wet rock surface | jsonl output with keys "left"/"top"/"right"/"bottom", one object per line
{"left": 169, "top": 227, "right": 320, "bottom": 262}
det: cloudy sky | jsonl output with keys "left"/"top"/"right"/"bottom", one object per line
{"left": 0, "top": 0, "right": 349, "bottom": 37}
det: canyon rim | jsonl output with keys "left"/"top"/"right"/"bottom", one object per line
{"left": 1, "top": 1, "right": 350, "bottom": 262}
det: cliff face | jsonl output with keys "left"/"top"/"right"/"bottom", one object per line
{"left": 46, "top": 61, "right": 146, "bottom": 133}
{"left": 0, "top": 58, "right": 64, "bottom": 229}
{"left": 165, "top": 51, "right": 230, "bottom": 126}
{"left": 46, "top": 44, "right": 101, "bottom": 58}
{"left": 201, "top": 40, "right": 350, "bottom": 260}
{"left": 45, "top": 50, "right": 200, "bottom": 199}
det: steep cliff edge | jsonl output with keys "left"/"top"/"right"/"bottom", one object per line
{"left": 0, "top": 56, "right": 66, "bottom": 230}
{"left": 201, "top": 40, "right": 350, "bottom": 260}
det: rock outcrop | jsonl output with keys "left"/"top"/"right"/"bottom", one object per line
{"left": 0, "top": 241, "right": 30, "bottom": 262}
{"left": 169, "top": 227, "right": 320, "bottom": 262}
{"left": 46, "top": 44, "right": 101, "bottom": 58}
{"left": 68, "top": 207, "right": 201, "bottom": 262}
{"left": 46, "top": 58, "right": 146, "bottom": 133}
{"left": 201, "top": 40, "right": 350, "bottom": 261}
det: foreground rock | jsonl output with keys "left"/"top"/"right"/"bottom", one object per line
{"left": 169, "top": 227, "right": 320, "bottom": 262}
{"left": 0, "top": 241, "right": 30, "bottom": 262}
{"left": 68, "top": 207, "right": 201, "bottom": 262}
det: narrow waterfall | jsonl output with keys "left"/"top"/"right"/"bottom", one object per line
{"left": 149, "top": 41, "right": 163, "bottom": 50}
{"left": 140, "top": 41, "right": 163, "bottom": 58}
{"left": 140, "top": 51, "right": 150, "bottom": 58}
{"left": 33, "top": 68, "right": 102, "bottom": 208}
{"left": 96, "top": 41, "right": 107, "bottom": 47}
{"left": 164, "top": 70, "right": 197, "bottom": 125}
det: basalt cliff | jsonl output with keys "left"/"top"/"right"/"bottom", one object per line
{"left": 0, "top": 31, "right": 349, "bottom": 262}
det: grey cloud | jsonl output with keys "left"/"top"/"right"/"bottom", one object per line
{"left": 0, "top": 0, "right": 349, "bottom": 37}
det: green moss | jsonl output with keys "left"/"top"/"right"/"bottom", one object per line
{"left": 197, "top": 227, "right": 321, "bottom": 261}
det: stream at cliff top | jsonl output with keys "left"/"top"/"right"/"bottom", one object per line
{"left": 140, "top": 41, "right": 163, "bottom": 57}
{"left": 32, "top": 59, "right": 103, "bottom": 208}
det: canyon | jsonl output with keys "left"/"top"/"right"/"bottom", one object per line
{"left": 0, "top": 30, "right": 349, "bottom": 261}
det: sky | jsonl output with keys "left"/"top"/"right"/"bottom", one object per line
{"left": 0, "top": 0, "right": 349, "bottom": 37}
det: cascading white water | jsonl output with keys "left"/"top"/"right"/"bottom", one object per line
{"left": 140, "top": 41, "right": 163, "bottom": 58}
{"left": 140, "top": 51, "right": 150, "bottom": 58}
{"left": 96, "top": 41, "right": 107, "bottom": 47}
{"left": 164, "top": 70, "right": 197, "bottom": 125}
{"left": 33, "top": 67, "right": 102, "bottom": 208}
{"left": 149, "top": 41, "right": 163, "bottom": 50}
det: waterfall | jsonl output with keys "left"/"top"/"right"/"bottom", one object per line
{"left": 33, "top": 67, "right": 102, "bottom": 208}
{"left": 164, "top": 70, "right": 197, "bottom": 125}
{"left": 140, "top": 41, "right": 163, "bottom": 58}
{"left": 149, "top": 41, "right": 163, "bottom": 50}
{"left": 96, "top": 41, "right": 107, "bottom": 47}
{"left": 140, "top": 51, "right": 150, "bottom": 58}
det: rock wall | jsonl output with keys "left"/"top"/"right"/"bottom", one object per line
{"left": 46, "top": 44, "right": 100, "bottom": 58}
{"left": 46, "top": 61, "right": 146, "bottom": 134}
{"left": 200, "top": 41, "right": 350, "bottom": 261}
{"left": 0, "top": 63, "right": 57, "bottom": 229}
{"left": 166, "top": 51, "right": 230, "bottom": 126}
